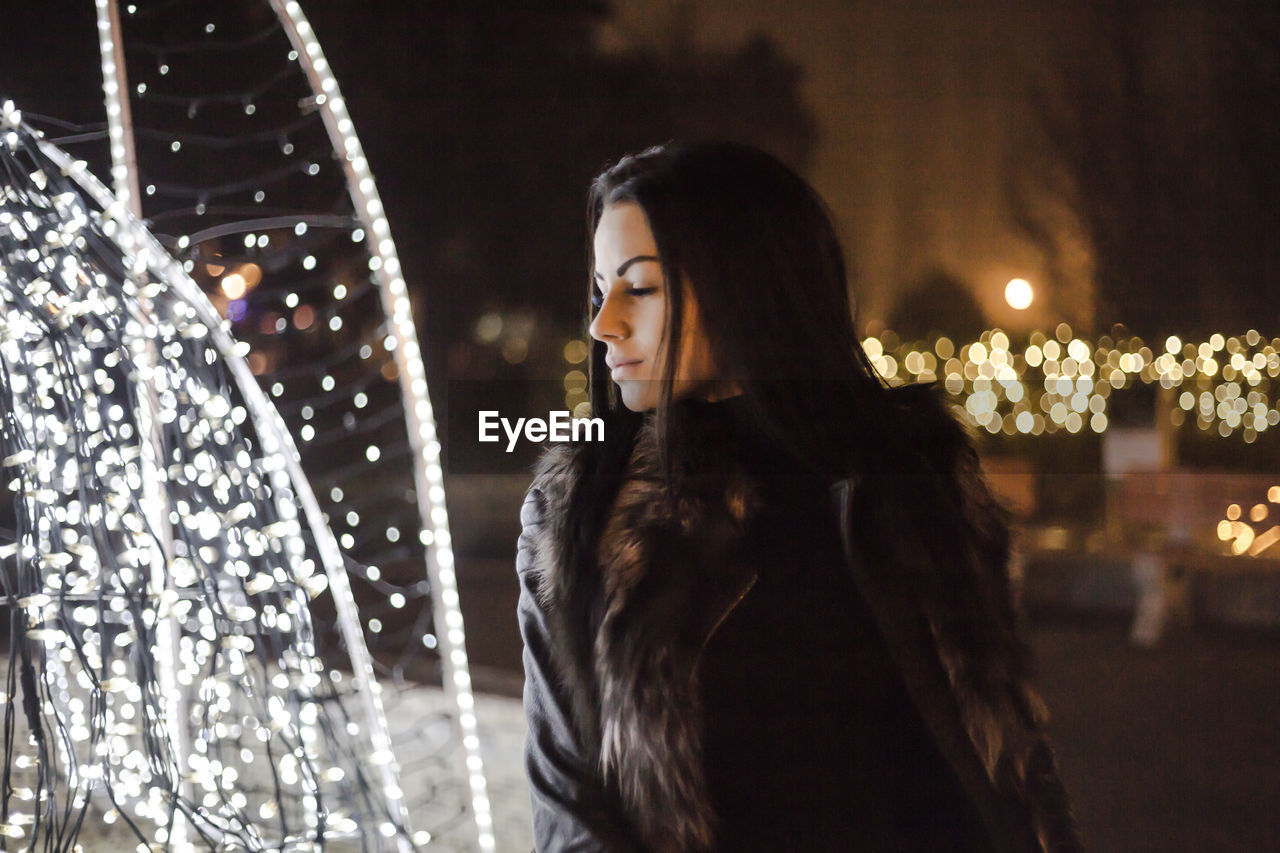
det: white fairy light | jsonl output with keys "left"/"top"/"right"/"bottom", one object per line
{"left": 872, "top": 327, "right": 1277, "bottom": 440}
{"left": 95, "top": 0, "right": 141, "bottom": 218}
{"left": 2, "top": 115, "right": 412, "bottom": 850}
{"left": 268, "top": 1, "right": 491, "bottom": 849}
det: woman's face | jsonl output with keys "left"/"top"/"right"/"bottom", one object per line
{"left": 589, "top": 202, "right": 724, "bottom": 412}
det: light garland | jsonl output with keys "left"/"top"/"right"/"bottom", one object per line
{"left": 71, "top": 1, "right": 495, "bottom": 845}
{"left": 862, "top": 325, "right": 1279, "bottom": 441}
{"left": 859, "top": 325, "right": 1278, "bottom": 565}
{"left": 1219, "top": 486, "right": 1280, "bottom": 558}
{"left": 265, "top": 2, "right": 493, "bottom": 848}
{"left": 1, "top": 107, "right": 413, "bottom": 849}
{"left": 97, "top": 0, "right": 141, "bottom": 218}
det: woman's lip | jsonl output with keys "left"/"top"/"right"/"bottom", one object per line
{"left": 610, "top": 360, "right": 642, "bottom": 376}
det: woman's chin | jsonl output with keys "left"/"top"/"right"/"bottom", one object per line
{"left": 616, "top": 381, "right": 658, "bottom": 413}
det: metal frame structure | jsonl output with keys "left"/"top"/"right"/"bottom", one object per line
{"left": 91, "top": 0, "right": 492, "bottom": 847}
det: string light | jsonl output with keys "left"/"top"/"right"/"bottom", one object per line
{"left": 0, "top": 109, "right": 413, "bottom": 850}
{"left": 268, "top": 1, "right": 492, "bottom": 848}
{"left": 870, "top": 325, "right": 1275, "bottom": 563}
{"left": 865, "top": 328, "right": 1278, "bottom": 439}
{"left": 97, "top": 0, "right": 141, "bottom": 217}
{"left": 1218, "top": 488, "right": 1280, "bottom": 557}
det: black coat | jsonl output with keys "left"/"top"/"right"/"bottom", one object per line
{"left": 517, "top": 390, "right": 1081, "bottom": 852}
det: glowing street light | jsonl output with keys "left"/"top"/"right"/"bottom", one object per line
{"left": 220, "top": 272, "right": 247, "bottom": 299}
{"left": 1005, "top": 277, "right": 1033, "bottom": 310}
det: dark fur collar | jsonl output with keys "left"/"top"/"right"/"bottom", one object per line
{"left": 528, "top": 401, "right": 762, "bottom": 850}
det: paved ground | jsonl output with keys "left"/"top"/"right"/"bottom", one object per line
{"left": 1031, "top": 616, "right": 1280, "bottom": 853}
{"left": 432, "top": 689, "right": 532, "bottom": 853}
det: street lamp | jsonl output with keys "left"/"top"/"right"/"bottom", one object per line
{"left": 1005, "top": 277, "right": 1034, "bottom": 310}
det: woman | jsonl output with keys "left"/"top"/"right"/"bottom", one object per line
{"left": 516, "top": 142, "right": 1080, "bottom": 852}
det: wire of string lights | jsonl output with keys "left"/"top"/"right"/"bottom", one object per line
{"left": 860, "top": 326, "right": 1280, "bottom": 440}
{"left": 72, "top": 0, "right": 493, "bottom": 848}
{"left": 0, "top": 105, "right": 417, "bottom": 850}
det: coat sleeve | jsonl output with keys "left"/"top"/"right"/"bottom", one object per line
{"left": 517, "top": 488, "right": 641, "bottom": 852}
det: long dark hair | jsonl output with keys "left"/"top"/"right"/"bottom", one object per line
{"left": 566, "top": 141, "right": 1025, "bottom": 699}
{"left": 585, "top": 142, "right": 895, "bottom": 474}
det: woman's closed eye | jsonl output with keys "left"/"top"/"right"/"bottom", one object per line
{"left": 591, "top": 286, "right": 657, "bottom": 308}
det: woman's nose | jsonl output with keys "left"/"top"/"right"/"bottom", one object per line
{"left": 589, "top": 293, "right": 625, "bottom": 341}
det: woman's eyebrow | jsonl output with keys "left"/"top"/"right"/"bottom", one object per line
{"left": 594, "top": 255, "right": 661, "bottom": 282}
